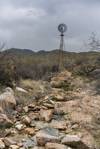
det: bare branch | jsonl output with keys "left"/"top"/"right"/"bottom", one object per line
{"left": 88, "top": 32, "right": 100, "bottom": 51}
{"left": 0, "top": 42, "right": 5, "bottom": 52}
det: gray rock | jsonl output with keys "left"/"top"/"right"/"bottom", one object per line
{"left": 32, "top": 121, "right": 49, "bottom": 129}
{"left": 22, "top": 138, "right": 36, "bottom": 148}
{"left": 61, "top": 135, "right": 90, "bottom": 149}
{"left": 36, "top": 127, "right": 60, "bottom": 146}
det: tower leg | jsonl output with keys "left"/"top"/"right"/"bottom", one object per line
{"left": 58, "top": 33, "right": 64, "bottom": 71}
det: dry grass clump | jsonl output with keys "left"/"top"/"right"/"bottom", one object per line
{"left": 20, "top": 79, "right": 43, "bottom": 93}
{"left": 15, "top": 79, "right": 51, "bottom": 105}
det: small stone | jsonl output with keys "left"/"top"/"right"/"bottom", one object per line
{"left": 15, "top": 122, "right": 25, "bottom": 131}
{"left": 10, "top": 128, "right": 18, "bottom": 135}
{"left": 52, "top": 94, "right": 65, "bottom": 101}
{"left": 43, "top": 103, "right": 54, "bottom": 109}
{"left": 29, "top": 112, "right": 39, "bottom": 121}
{"left": 71, "top": 124, "right": 79, "bottom": 129}
{"left": 22, "top": 116, "right": 31, "bottom": 125}
{"left": 30, "top": 122, "right": 36, "bottom": 127}
{"left": 24, "top": 127, "right": 35, "bottom": 135}
{"left": 45, "top": 142, "right": 68, "bottom": 149}
{"left": 23, "top": 106, "right": 28, "bottom": 113}
{"left": 39, "top": 109, "right": 53, "bottom": 122}
{"left": 9, "top": 145, "right": 19, "bottom": 149}
{"left": 28, "top": 104, "right": 35, "bottom": 109}
{"left": 50, "top": 120, "right": 67, "bottom": 130}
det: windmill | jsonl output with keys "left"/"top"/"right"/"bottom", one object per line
{"left": 58, "top": 23, "right": 67, "bottom": 71}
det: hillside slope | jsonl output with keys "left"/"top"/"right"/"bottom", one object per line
{"left": 0, "top": 71, "right": 99, "bottom": 148}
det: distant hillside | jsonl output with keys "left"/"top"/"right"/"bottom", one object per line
{"left": 1, "top": 48, "right": 100, "bottom": 68}
{"left": 3, "top": 48, "right": 34, "bottom": 56}
{"left": 0, "top": 48, "right": 100, "bottom": 86}
{"left": 2, "top": 48, "right": 100, "bottom": 56}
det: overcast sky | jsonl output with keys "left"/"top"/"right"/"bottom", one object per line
{"left": 0, "top": 0, "right": 100, "bottom": 52}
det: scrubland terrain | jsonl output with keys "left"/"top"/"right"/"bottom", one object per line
{"left": 0, "top": 48, "right": 100, "bottom": 86}
{"left": 0, "top": 49, "right": 100, "bottom": 148}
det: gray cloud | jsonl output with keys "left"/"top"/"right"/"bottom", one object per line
{"left": 0, "top": 0, "right": 100, "bottom": 51}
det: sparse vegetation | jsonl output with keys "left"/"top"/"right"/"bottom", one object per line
{"left": 0, "top": 49, "right": 100, "bottom": 87}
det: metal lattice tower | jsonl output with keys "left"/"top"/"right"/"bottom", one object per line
{"left": 58, "top": 23, "right": 67, "bottom": 71}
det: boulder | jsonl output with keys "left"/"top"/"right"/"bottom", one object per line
{"left": 0, "top": 87, "right": 16, "bottom": 113}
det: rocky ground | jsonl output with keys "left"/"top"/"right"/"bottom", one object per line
{"left": 0, "top": 71, "right": 100, "bottom": 149}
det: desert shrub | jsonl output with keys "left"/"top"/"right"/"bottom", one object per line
{"left": 73, "top": 64, "right": 96, "bottom": 76}
{"left": 0, "top": 62, "right": 17, "bottom": 87}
